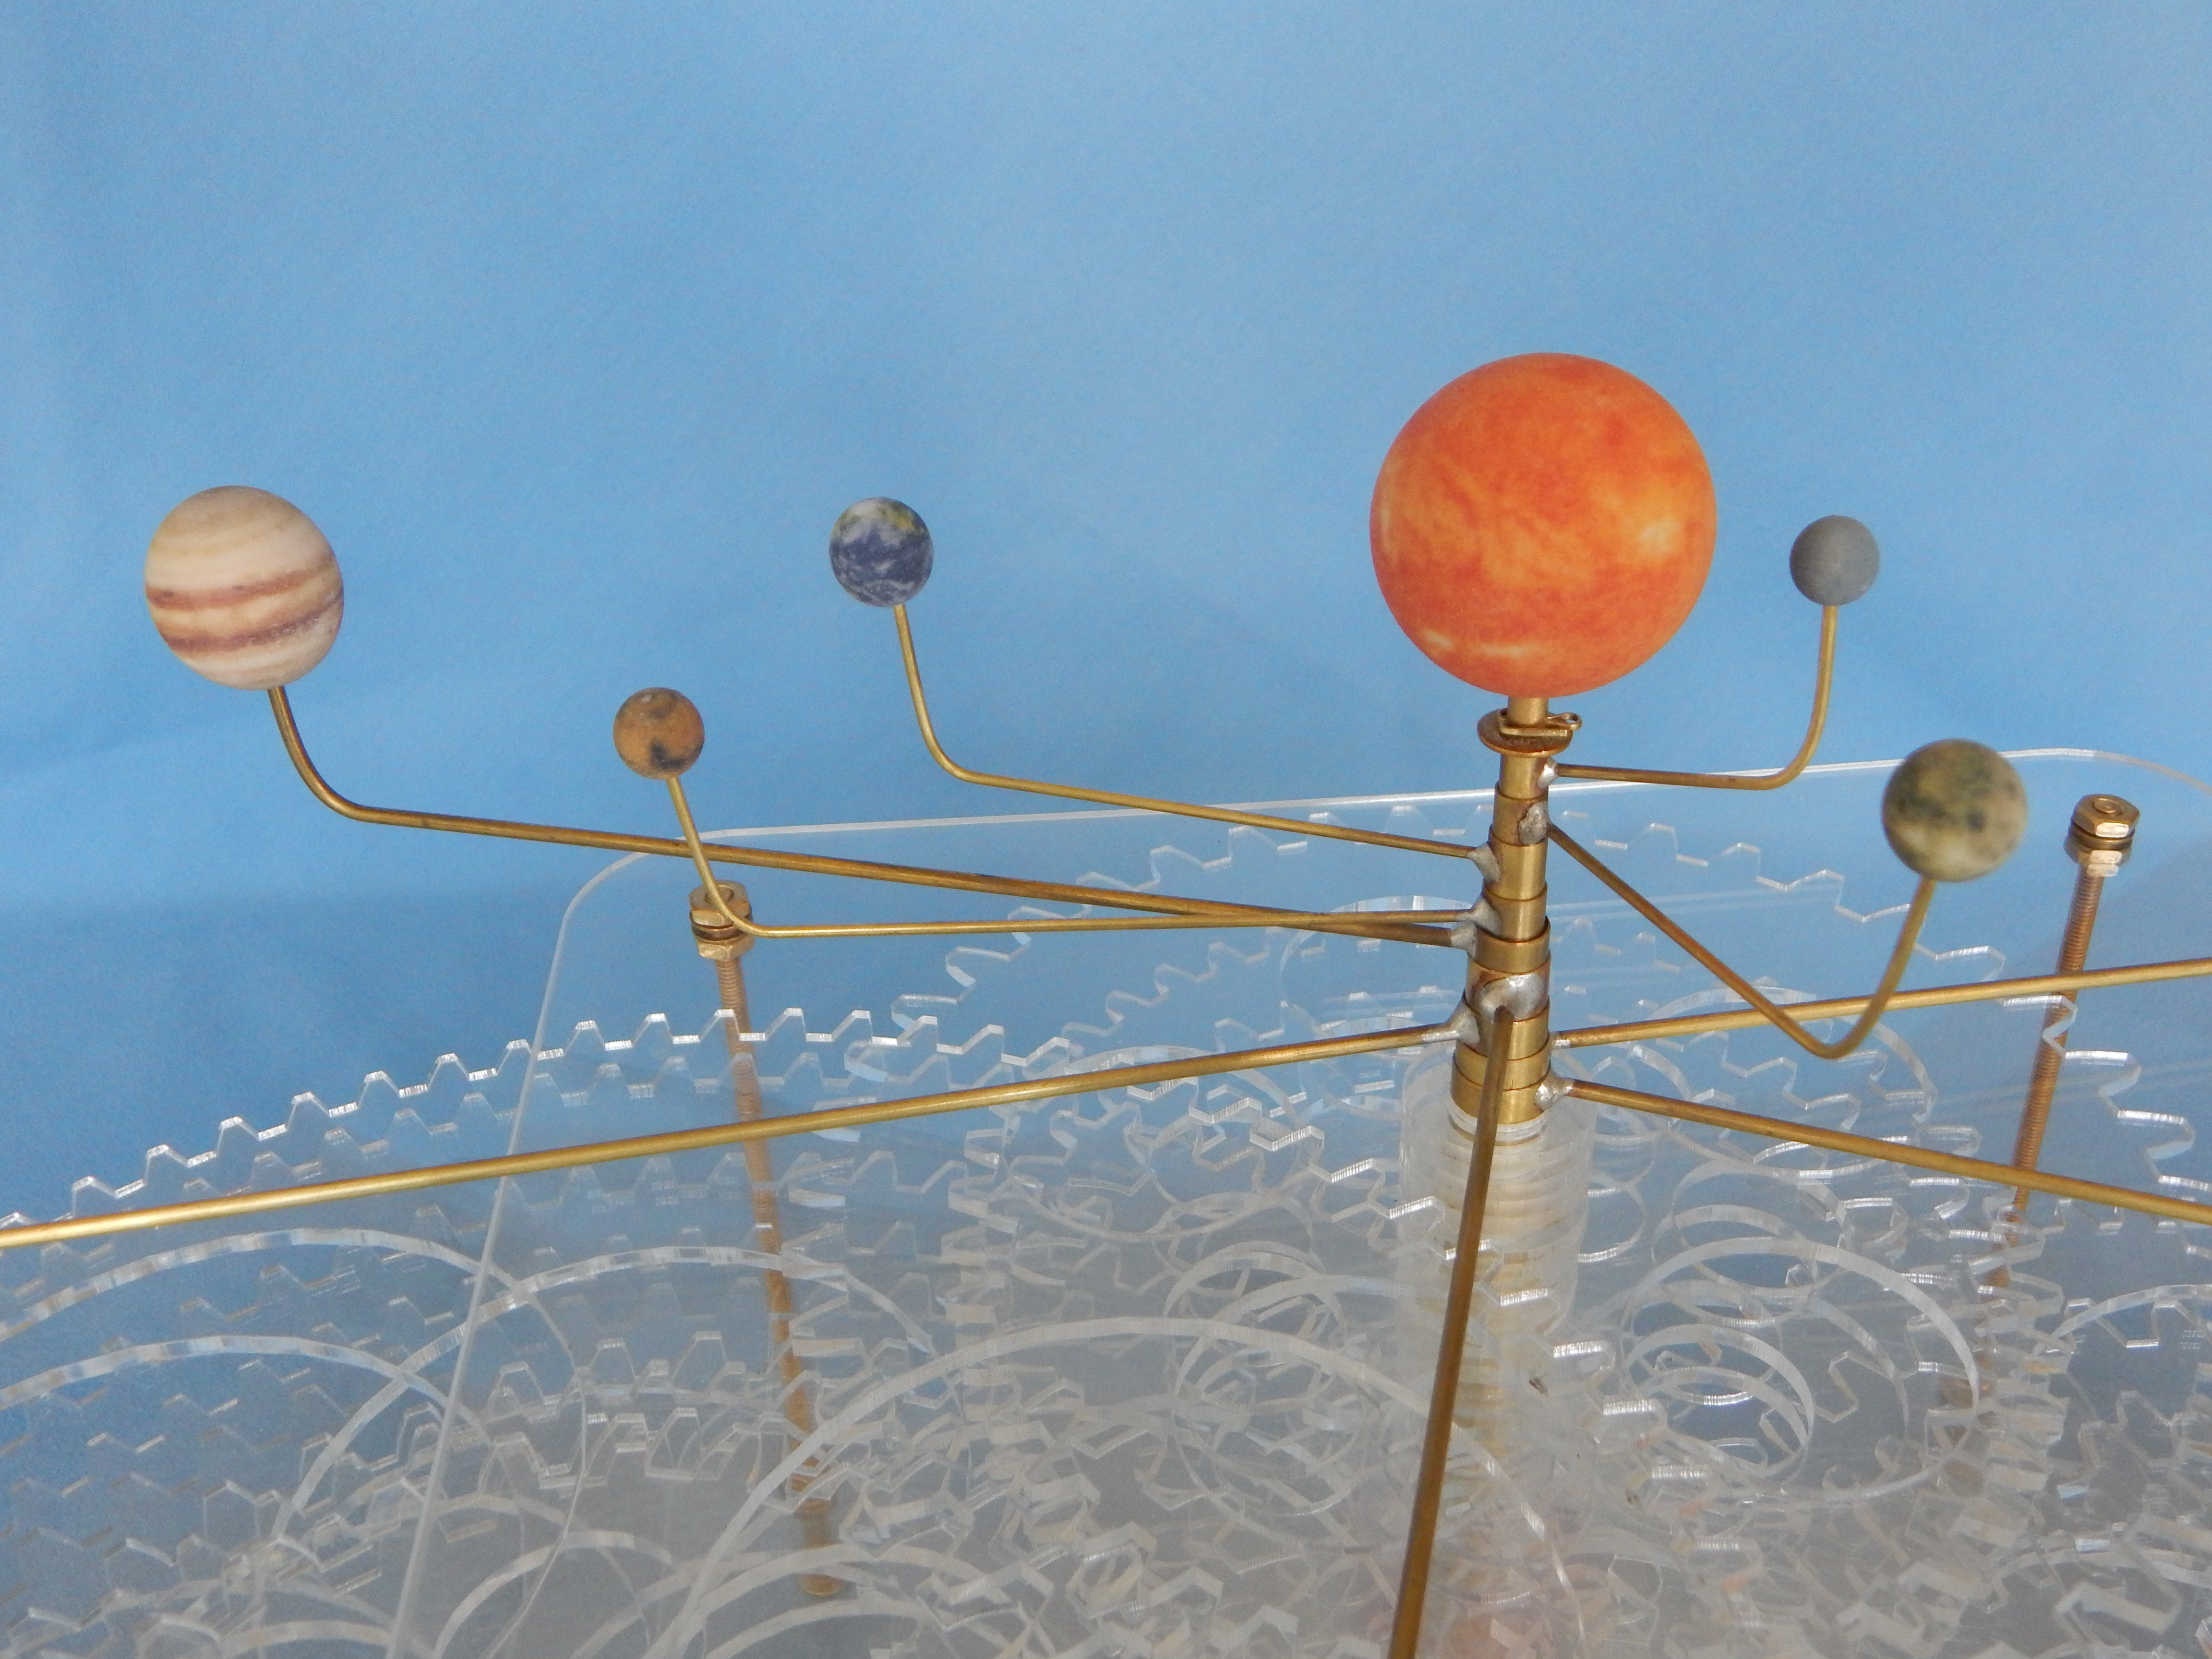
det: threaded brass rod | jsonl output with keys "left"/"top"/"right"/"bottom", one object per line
{"left": 712, "top": 954, "right": 839, "bottom": 1593}
{"left": 2009, "top": 864, "right": 2105, "bottom": 1206}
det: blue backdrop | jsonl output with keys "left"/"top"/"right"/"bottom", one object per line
{"left": 2, "top": 3, "right": 2208, "bottom": 1216}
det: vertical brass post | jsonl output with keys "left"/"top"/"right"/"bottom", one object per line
{"left": 2007, "top": 794, "right": 2138, "bottom": 1212}
{"left": 692, "top": 881, "right": 842, "bottom": 1597}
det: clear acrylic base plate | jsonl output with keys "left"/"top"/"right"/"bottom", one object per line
{"left": 9, "top": 752, "right": 2212, "bottom": 1659}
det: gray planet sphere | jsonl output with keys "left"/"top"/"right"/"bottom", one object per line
{"left": 1881, "top": 739, "right": 2026, "bottom": 883}
{"left": 830, "top": 498, "right": 934, "bottom": 607}
{"left": 1789, "top": 515, "right": 1881, "bottom": 606}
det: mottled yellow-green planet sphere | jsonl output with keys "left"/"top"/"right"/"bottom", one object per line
{"left": 145, "top": 487, "right": 343, "bottom": 689}
{"left": 1881, "top": 740, "right": 2027, "bottom": 882}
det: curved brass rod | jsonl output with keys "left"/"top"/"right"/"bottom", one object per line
{"left": 1565, "top": 1078, "right": 2212, "bottom": 1228}
{"left": 1556, "top": 953, "right": 2212, "bottom": 1049}
{"left": 1556, "top": 606, "right": 1836, "bottom": 790}
{"left": 893, "top": 606, "right": 1467, "bottom": 860}
{"left": 0, "top": 1022, "right": 1446, "bottom": 1255}
{"left": 266, "top": 689, "right": 1450, "bottom": 948}
{"left": 663, "top": 774, "right": 1461, "bottom": 946}
{"left": 1550, "top": 823, "right": 1935, "bottom": 1061}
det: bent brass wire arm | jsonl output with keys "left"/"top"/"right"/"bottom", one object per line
{"left": 1557, "top": 605, "right": 1838, "bottom": 790}
{"left": 892, "top": 606, "right": 1472, "bottom": 862}
{"left": 266, "top": 689, "right": 1453, "bottom": 948}
{"left": 1549, "top": 821, "right": 1935, "bottom": 1061}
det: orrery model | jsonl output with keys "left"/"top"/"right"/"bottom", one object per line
{"left": 26, "top": 352, "right": 2212, "bottom": 1658}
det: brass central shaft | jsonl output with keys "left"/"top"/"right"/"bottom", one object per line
{"left": 1454, "top": 695, "right": 1575, "bottom": 1124}
{"left": 1389, "top": 698, "right": 1580, "bottom": 1659}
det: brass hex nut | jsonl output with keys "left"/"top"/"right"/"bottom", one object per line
{"left": 691, "top": 882, "right": 756, "bottom": 958}
{"left": 2066, "top": 793, "right": 2138, "bottom": 875}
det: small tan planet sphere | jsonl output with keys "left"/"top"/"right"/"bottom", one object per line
{"left": 614, "top": 688, "right": 707, "bottom": 779}
{"left": 145, "top": 487, "right": 344, "bottom": 690}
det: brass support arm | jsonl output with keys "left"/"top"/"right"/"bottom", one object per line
{"left": 14, "top": 1004, "right": 2212, "bottom": 1257}
{"left": 1556, "top": 606, "right": 1837, "bottom": 790}
{"left": 0, "top": 1021, "right": 1448, "bottom": 1256}
{"left": 893, "top": 606, "right": 1468, "bottom": 861}
{"left": 663, "top": 777, "right": 1458, "bottom": 947}
{"left": 1550, "top": 823, "right": 1934, "bottom": 1061}
{"left": 268, "top": 688, "right": 1450, "bottom": 948}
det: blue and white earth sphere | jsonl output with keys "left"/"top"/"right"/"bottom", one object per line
{"left": 829, "top": 498, "right": 934, "bottom": 607}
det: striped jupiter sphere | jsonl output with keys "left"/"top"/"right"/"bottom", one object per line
{"left": 145, "top": 487, "right": 344, "bottom": 690}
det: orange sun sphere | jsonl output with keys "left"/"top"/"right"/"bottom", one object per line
{"left": 1370, "top": 353, "right": 1717, "bottom": 698}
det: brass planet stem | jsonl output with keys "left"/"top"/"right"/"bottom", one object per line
{"left": 1556, "top": 606, "right": 1836, "bottom": 789}
{"left": 656, "top": 773, "right": 1462, "bottom": 945}
{"left": 268, "top": 688, "right": 1450, "bottom": 948}
{"left": 706, "top": 945, "right": 840, "bottom": 1595}
{"left": 893, "top": 605, "right": 1472, "bottom": 861}
{"left": 1551, "top": 824, "right": 1936, "bottom": 1062}
{"left": 1387, "top": 1010, "right": 1516, "bottom": 1659}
